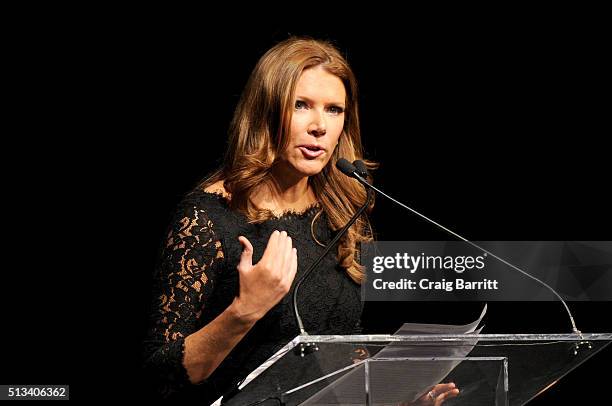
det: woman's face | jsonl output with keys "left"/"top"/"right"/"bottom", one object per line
{"left": 281, "top": 66, "right": 346, "bottom": 178}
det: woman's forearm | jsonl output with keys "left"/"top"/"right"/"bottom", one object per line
{"left": 183, "top": 230, "right": 297, "bottom": 384}
{"left": 183, "top": 298, "right": 258, "bottom": 384}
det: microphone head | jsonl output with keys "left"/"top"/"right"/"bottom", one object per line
{"left": 353, "top": 160, "right": 369, "bottom": 177}
{"left": 336, "top": 158, "right": 357, "bottom": 177}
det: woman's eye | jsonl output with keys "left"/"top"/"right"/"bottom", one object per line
{"left": 295, "top": 100, "right": 308, "bottom": 110}
{"left": 328, "top": 106, "right": 344, "bottom": 115}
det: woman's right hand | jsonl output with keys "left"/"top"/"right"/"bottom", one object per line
{"left": 231, "top": 230, "right": 298, "bottom": 323}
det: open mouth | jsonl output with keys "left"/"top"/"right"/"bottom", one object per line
{"left": 298, "top": 145, "right": 325, "bottom": 159}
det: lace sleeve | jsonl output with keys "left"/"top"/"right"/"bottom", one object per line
{"left": 143, "top": 202, "right": 225, "bottom": 398}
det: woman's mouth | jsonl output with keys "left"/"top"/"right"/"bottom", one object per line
{"left": 298, "top": 145, "right": 325, "bottom": 159}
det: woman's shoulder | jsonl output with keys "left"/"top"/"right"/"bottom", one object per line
{"left": 171, "top": 180, "right": 234, "bottom": 226}
{"left": 202, "top": 180, "right": 230, "bottom": 199}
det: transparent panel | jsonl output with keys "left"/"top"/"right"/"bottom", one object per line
{"left": 223, "top": 334, "right": 611, "bottom": 406}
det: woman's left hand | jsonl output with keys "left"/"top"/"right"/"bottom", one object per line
{"left": 399, "top": 382, "right": 459, "bottom": 406}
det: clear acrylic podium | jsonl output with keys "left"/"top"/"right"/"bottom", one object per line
{"left": 222, "top": 333, "right": 612, "bottom": 405}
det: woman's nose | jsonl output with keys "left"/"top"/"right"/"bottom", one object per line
{"left": 307, "top": 111, "right": 327, "bottom": 137}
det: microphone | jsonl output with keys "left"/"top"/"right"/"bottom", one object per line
{"left": 336, "top": 157, "right": 358, "bottom": 176}
{"left": 353, "top": 159, "right": 369, "bottom": 178}
{"left": 337, "top": 159, "right": 582, "bottom": 336}
{"left": 291, "top": 159, "right": 374, "bottom": 356}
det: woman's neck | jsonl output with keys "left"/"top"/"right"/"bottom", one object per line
{"left": 251, "top": 167, "right": 317, "bottom": 215}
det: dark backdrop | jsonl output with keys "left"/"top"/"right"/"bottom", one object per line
{"left": 5, "top": 17, "right": 609, "bottom": 404}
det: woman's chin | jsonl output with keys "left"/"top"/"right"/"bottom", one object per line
{"left": 298, "top": 159, "right": 330, "bottom": 175}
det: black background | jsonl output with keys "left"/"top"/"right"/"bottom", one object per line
{"left": 4, "top": 11, "right": 610, "bottom": 404}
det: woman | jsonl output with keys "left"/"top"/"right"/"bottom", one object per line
{"left": 143, "top": 37, "right": 458, "bottom": 405}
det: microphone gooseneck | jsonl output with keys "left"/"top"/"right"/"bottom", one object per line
{"left": 339, "top": 160, "right": 581, "bottom": 336}
{"left": 292, "top": 159, "right": 374, "bottom": 340}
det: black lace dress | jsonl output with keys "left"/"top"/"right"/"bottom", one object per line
{"left": 142, "top": 189, "right": 363, "bottom": 402}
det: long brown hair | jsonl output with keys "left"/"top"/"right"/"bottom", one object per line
{"left": 201, "top": 37, "right": 377, "bottom": 284}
